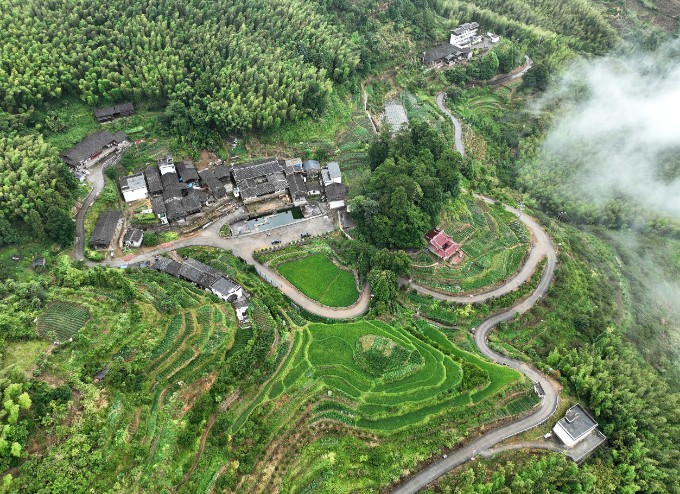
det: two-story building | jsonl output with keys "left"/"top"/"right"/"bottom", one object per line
{"left": 449, "top": 22, "right": 480, "bottom": 48}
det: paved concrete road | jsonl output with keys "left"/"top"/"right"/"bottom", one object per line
{"left": 391, "top": 206, "right": 559, "bottom": 494}
{"left": 105, "top": 213, "right": 372, "bottom": 319}
{"left": 405, "top": 194, "right": 550, "bottom": 304}
{"left": 436, "top": 92, "right": 465, "bottom": 157}
{"left": 72, "top": 162, "right": 107, "bottom": 261}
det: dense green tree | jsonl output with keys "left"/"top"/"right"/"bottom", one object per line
{"left": 0, "top": 0, "right": 360, "bottom": 139}
{"left": 0, "top": 135, "right": 77, "bottom": 240}
{"left": 44, "top": 206, "right": 76, "bottom": 246}
{"left": 367, "top": 269, "right": 398, "bottom": 312}
{"left": 353, "top": 124, "right": 460, "bottom": 248}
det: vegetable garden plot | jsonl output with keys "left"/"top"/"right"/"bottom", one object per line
{"left": 37, "top": 302, "right": 90, "bottom": 342}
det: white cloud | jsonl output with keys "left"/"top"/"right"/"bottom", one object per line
{"left": 539, "top": 41, "right": 680, "bottom": 218}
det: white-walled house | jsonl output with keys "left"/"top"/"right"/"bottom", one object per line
{"left": 449, "top": 22, "right": 479, "bottom": 48}
{"left": 123, "top": 227, "right": 144, "bottom": 248}
{"left": 321, "top": 161, "right": 342, "bottom": 186}
{"left": 157, "top": 155, "right": 176, "bottom": 175}
{"left": 119, "top": 173, "right": 148, "bottom": 202}
{"left": 210, "top": 277, "right": 244, "bottom": 302}
{"left": 552, "top": 405, "right": 599, "bottom": 447}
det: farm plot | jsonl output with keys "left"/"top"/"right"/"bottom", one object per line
{"left": 410, "top": 194, "right": 530, "bottom": 294}
{"left": 146, "top": 303, "right": 237, "bottom": 388}
{"left": 277, "top": 254, "right": 359, "bottom": 308}
{"left": 37, "top": 302, "right": 90, "bottom": 342}
{"left": 258, "top": 320, "right": 521, "bottom": 433}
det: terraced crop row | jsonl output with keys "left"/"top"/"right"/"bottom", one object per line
{"left": 37, "top": 302, "right": 90, "bottom": 341}
{"left": 412, "top": 195, "right": 530, "bottom": 294}
{"left": 255, "top": 320, "right": 521, "bottom": 433}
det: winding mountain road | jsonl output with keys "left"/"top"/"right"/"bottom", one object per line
{"left": 72, "top": 162, "right": 107, "bottom": 261}
{"left": 388, "top": 81, "right": 560, "bottom": 494}
{"left": 405, "top": 195, "right": 549, "bottom": 303}
{"left": 436, "top": 92, "right": 465, "bottom": 157}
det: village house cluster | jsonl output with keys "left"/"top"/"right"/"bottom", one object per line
{"left": 150, "top": 256, "right": 249, "bottom": 324}
{"left": 73, "top": 146, "right": 348, "bottom": 251}
{"left": 421, "top": 21, "right": 500, "bottom": 68}
{"left": 232, "top": 157, "right": 346, "bottom": 209}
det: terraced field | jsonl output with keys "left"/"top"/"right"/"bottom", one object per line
{"left": 145, "top": 303, "right": 237, "bottom": 390}
{"left": 411, "top": 194, "right": 530, "bottom": 293}
{"left": 232, "top": 319, "right": 535, "bottom": 493}
{"left": 277, "top": 254, "right": 360, "bottom": 308}
{"left": 245, "top": 320, "right": 520, "bottom": 433}
{"left": 36, "top": 302, "right": 90, "bottom": 342}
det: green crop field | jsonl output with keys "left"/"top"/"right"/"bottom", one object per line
{"left": 410, "top": 193, "right": 530, "bottom": 294}
{"left": 277, "top": 253, "right": 359, "bottom": 307}
{"left": 251, "top": 320, "right": 521, "bottom": 434}
{"left": 36, "top": 302, "right": 90, "bottom": 342}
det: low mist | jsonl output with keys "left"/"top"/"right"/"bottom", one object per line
{"left": 538, "top": 39, "right": 680, "bottom": 218}
{"left": 533, "top": 40, "right": 680, "bottom": 372}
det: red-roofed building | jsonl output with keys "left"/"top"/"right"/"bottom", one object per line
{"left": 425, "top": 228, "right": 462, "bottom": 261}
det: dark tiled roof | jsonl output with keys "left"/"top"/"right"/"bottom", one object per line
{"left": 90, "top": 210, "right": 123, "bottom": 248}
{"left": 325, "top": 183, "right": 348, "bottom": 201}
{"left": 94, "top": 103, "right": 134, "bottom": 121}
{"left": 60, "top": 131, "right": 120, "bottom": 167}
{"left": 232, "top": 158, "right": 283, "bottom": 182}
{"left": 151, "top": 196, "right": 166, "bottom": 216}
{"left": 94, "top": 107, "right": 116, "bottom": 119}
{"left": 161, "top": 171, "right": 180, "bottom": 188}
{"left": 176, "top": 160, "right": 199, "bottom": 183}
{"left": 182, "top": 194, "right": 201, "bottom": 214}
{"left": 115, "top": 102, "right": 134, "bottom": 114}
{"left": 179, "top": 258, "right": 223, "bottom": 288}
{"left": 287, "top": 174, "right": 306, "bottom": 197}
{"left": 557, "top": 405, "right": 598, "bottom": 441}
{"left": 208, "top": 179, "right": 227, "bottom": 198}
{"left": 165, "top": 199, "right": 187, "bottom": 221}
{"left": 123, "top": 227, "right": 144, "bottom": 244}
{"left": 422, "top": 43, "right": 458, "bottom": 63}
{"left": 163, "top": 185, "right": 183, "bottom": 202}
{"left": 151, "top": 256, "right": 181, "bottom": 276}
{"left": 144, "top": 167, "right": 163, "bottom": 195}
{"left": 212, "top": 164, "right": 231, "bottom": 181}
{"left": 199, "top": 168, "right": 215, "bottom": 182}
{"left": 113, "top": 131, "right": 129, "bottom": 143}
{"left": 188, "top": 187, "right": 209, "bottom": 205}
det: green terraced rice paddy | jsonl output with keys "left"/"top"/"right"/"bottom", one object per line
{"left": 259, "top": 320, "right": 521, "bottom": 433}
{"left": 37, "top": 302, "right": 90, "bottom": 342}
{"left": 411, "top": 195, "right": 530, "bottom": 293}
{"left": 277, "top": 254, "right": 359, "bottom": 307}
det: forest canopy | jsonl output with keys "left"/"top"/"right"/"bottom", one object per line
{"left": 351, "top": 123, "right": 463, "bottom": 248}
{"left": 0, "top": 0, "right": 360, "bottom": 138}
{"left": 0, "top": 135, "right": 77, "bottom": 244}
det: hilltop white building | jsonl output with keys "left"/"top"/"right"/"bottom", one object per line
{"left": 449, "top": 22, "right": 479, "bottom": 48}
